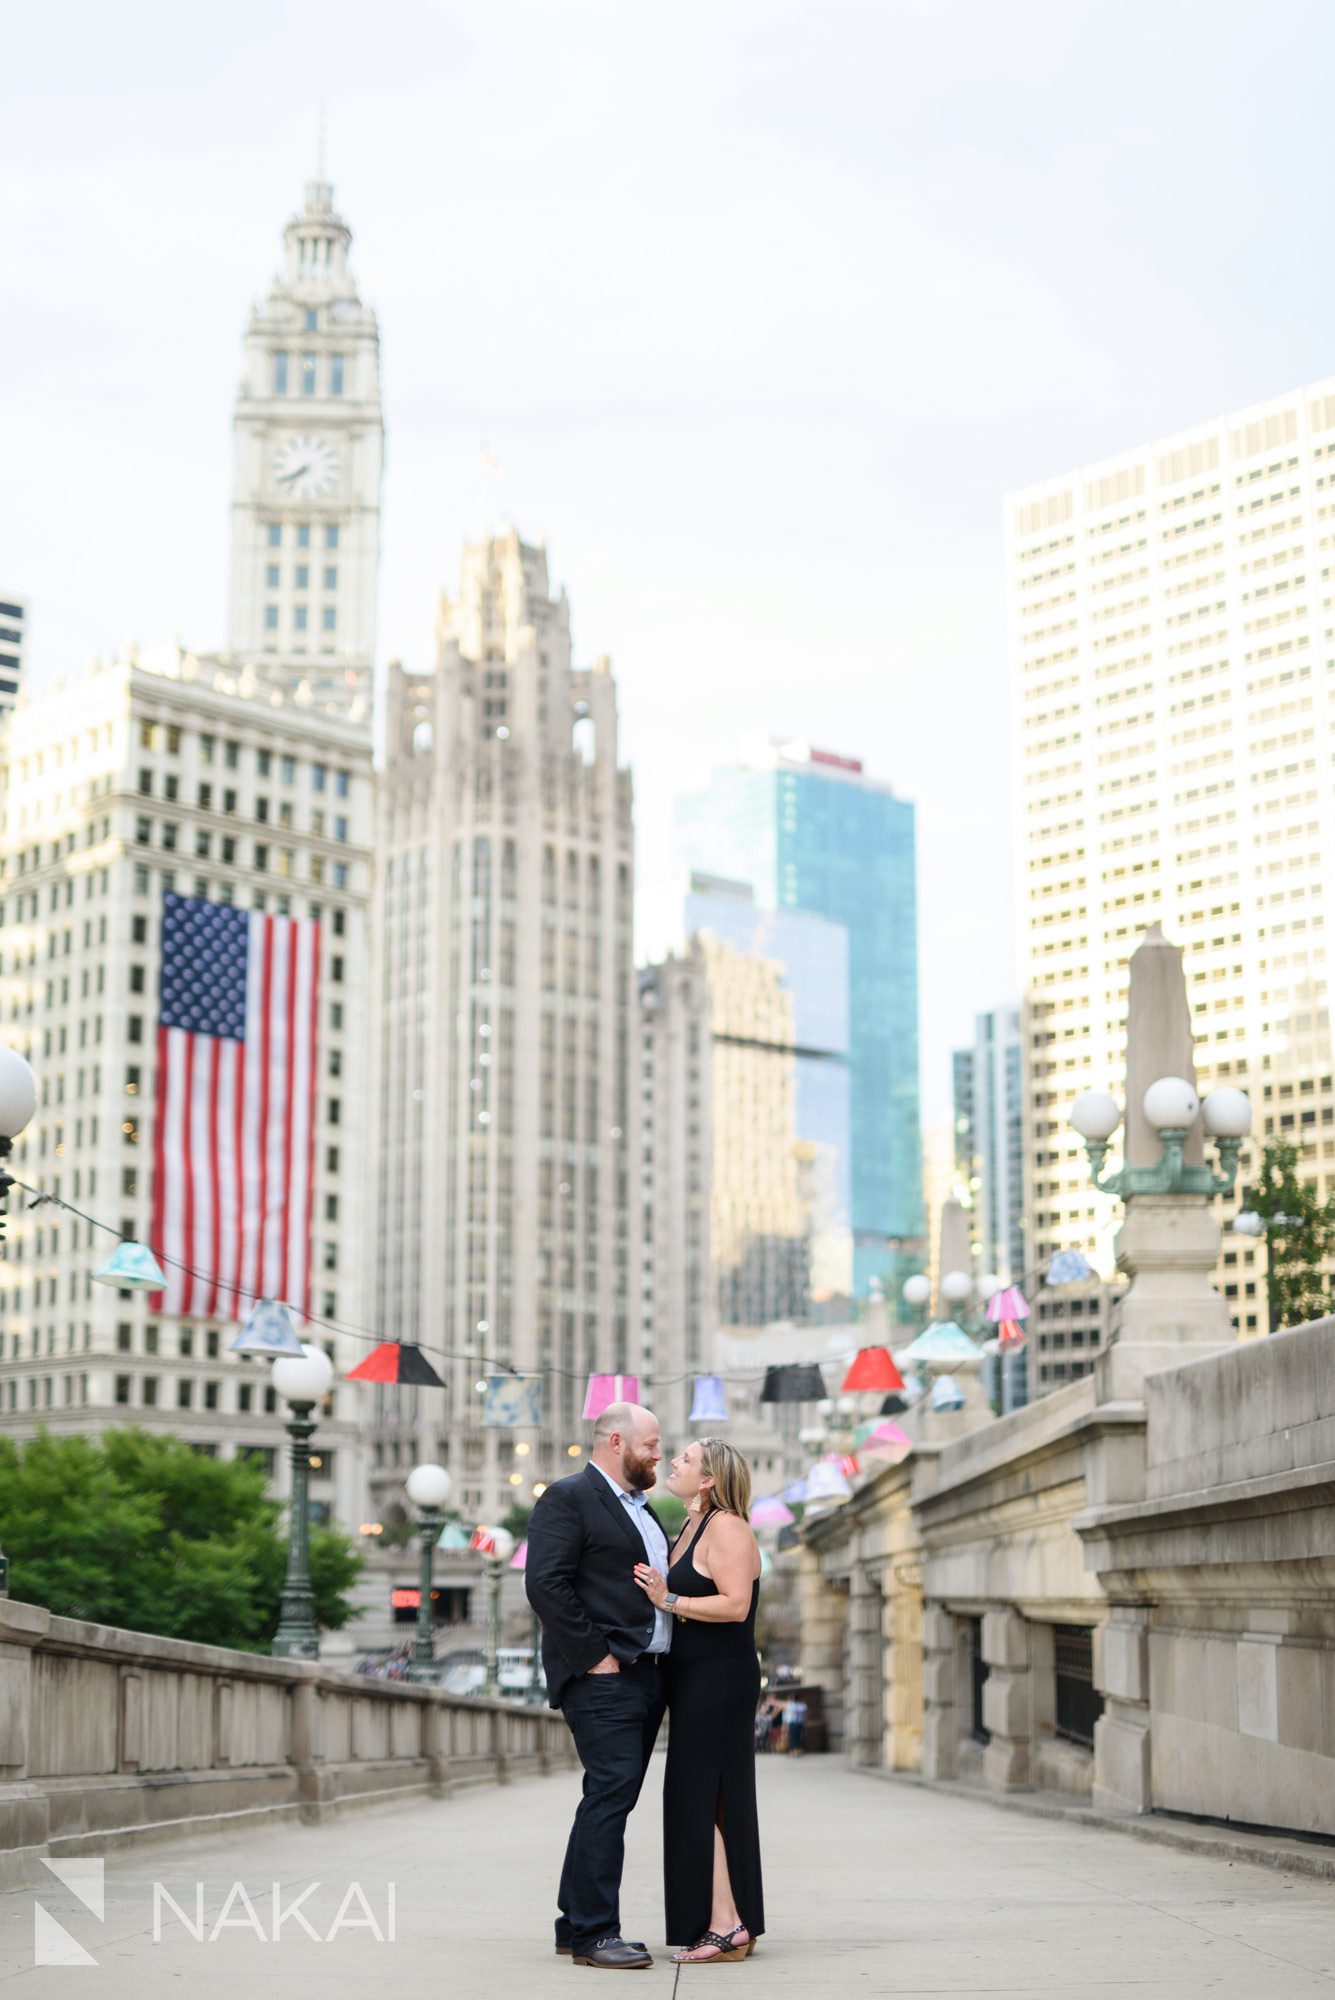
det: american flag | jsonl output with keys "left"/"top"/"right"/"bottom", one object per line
{"left": 150, "top": 892, "right": 321, "bottom": 1318}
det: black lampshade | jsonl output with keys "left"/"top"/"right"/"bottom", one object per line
{"left": 759, "top": 1362, "right": 828, "bottom": 1404}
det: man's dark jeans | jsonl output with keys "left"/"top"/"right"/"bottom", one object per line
{"left": 556, "top": 1658, "right": 666, "bottom": 1952}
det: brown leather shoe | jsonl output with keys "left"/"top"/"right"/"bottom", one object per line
{"left": 572, "top": 1936, "right": 653, "bottom": 1968}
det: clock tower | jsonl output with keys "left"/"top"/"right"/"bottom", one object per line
{"left": 228, "top": 180, "right": 383, "bottom": 718}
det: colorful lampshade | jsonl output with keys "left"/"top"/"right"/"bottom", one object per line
{"left": 879, "top": 1392, "right": 908, "bottom": 1415}
{"left": 803, "top": 1459, "right": 852, "bottom": 1502}
{"left": 997, "top": 1319, "right": 1027, "bottom": 1350}
{"left": 1046, "top": 1249, "right": 1094, "bottom": 1285}
{"left": 759, "top": 1363, "right": 828, "bottom": 1404}
{"left": 841, "top": 1346, "right": 905, "bottom": 1393}
{"left": 758, "top": 1547, "right": 773, "bottom": 1577}
{"left": 985, "top": 1285, "right": 1030, "bottom": 1323}
{"left": 581, "top": 1373, "right": 640, "bottom": 1421}
{"left": 896, "top": 1321, "right": 981, "bottom": 1368}
{"left": 856, "top": 1421, "right": 913, "bottom": 1465}
{"left": 929, "top": 1374, "right": 966, "bottom": 1412}
{"left": 688, "top": 1374, "right": 729, "bottom": 1423}
{"left": 483, "top": 1375, "right": 543, "bottom": 1427}
{"left": 781, "top": 1475, "right": 809, "bottom": 1504}
{"left": 750, "top": 1494, "right": 795, "bottom": 1528}
{"left": 437, "top": 1521, "right": 472, "bottom": 1552}
{"left": 229, "top": 1299, "right": 306, "bottom": 1358}
{"left": 346, "top": 1341, "right": 446, "bottom": 1388}
{"left": 92, "top": 1240, "right": 167, "bottom": 1291}
{"left": 509, "top": 1539, "right": 528, "bottom": 1571}
{"left": 470, "top": 1525, "right": 499, "bottom": 1556}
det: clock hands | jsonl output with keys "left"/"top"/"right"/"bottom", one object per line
{"left": 277, "top": 463, "right": 310, "bottom": 488}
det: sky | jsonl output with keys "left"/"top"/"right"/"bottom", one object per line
{"left": 8, "top": 0, "right": 1335, "bottom": 1122}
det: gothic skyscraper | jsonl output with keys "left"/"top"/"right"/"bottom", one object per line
{"left": 227, "top": 181, "right": 383, "bottom": 718}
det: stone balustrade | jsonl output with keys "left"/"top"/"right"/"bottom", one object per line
{"left": 0, "top": 1598, "right": 575, "bottom": 1890}
{"left": 801, "top": 1314, "right": 1335, "bottom": 1840}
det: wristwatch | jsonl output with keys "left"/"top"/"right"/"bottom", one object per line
{"left": 664, "top": 1592, "right": 680, "bottom": 1613}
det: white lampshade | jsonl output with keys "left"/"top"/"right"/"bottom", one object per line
{"left": 406, "top": 1462, "right": 454, "bottom": 1512}
{"left": 1070, "top": 1090, "right": 1121, "bottom": 1141}
{"left": 816, "top": 1397, "right": 835, "bottom": 1417}
{"left": 1143, "top": 1076, "right": 1199, "bottom": 1132}
{"left": 939, "top": 1269, "right": 972, "bottom": 1303}
{"left": 901, "top": 1274, "right": 932, "bottom": 1308}
{"left": 1201, "top": 1087, "right": 1253, "bottom": 1139}
{"left": 1232, "top": 1210, "right": 1265, "bottom": 1238}
{"left": 0, "top": 1048, "right": 36, "bottom": 1141}
{"left": 976, "top": 1271, "right": 1002, "bottom": 1300}
{"left": 489, "top": 1527, "right": 516, "bottom": 1564}
{"left": 271, "top": 1342, "right": 335, "bottom": 1406}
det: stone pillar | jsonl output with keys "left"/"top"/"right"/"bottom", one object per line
{"left": 420, "top": 1692, "right": 455, "bottom": 1798}
{"left": 797, "top": 1547, "right": 849, "bottom": 1751}
{"left": 1098, "top": 1198, "right": 1235, "bottom": 1402}
{"left": 981, "top": 1609, "right": 1031, "bottom": 1791}
{"left": 1093, "top": 1609, "right": 1152, "bottom": 1814}
{"left": 845, "top": 1572, "right": 885, "bottom": 1767}
{"left": 885, "top": 1568, "right": 923, "bottom": 1772}
{"left": 290, "top": 1672, "right": 336, "bottom": 1824}
{"left": 0, "top": 1600, "right": 49, "bottom": 1891}
{"left": 920, "top": 1603, "right": 957, "bottom": 1780}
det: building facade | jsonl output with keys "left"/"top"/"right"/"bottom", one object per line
{"left": 1009, "top": 378, "right": 1335, "bottom": 1383}
{"left": 372, "top": 532, "right": 635, "bottom": 1525}
{"left": 684, "top": 872, "right": 852, "bottom": 1317}
{"left": 0, "top": 594, "right": 27, "bottom": 713}
{"left": 227, "top": 181, "right": 383, "bottom": 718}
{"left": 952, "top": 1005, "right": 1025, "bottom": 1285}
{"left": 675, "top": 741, "right": 922, "bottom": 1301}
{"left": 0, "top": 646, "right": 374, "bottom": 1528}
{"left": 636, "top": 954, "right": 713, "bottom": 1441}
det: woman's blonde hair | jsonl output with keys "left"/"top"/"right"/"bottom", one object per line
{"left": 697, "top": 1437, "right": 752, "bottom": 1521}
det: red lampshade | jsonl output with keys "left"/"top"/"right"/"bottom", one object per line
{"left": 841, "top": 1346, "right": 905, "bottom": 1393}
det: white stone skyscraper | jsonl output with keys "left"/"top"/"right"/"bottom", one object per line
{"left": 227, "top": 181, "right": 383, "bottom": 717}
{"left": 1011, "top": 377, "right": 1335, "bottom": 1384}
{"left": 371, "top": 532, "right": 635, "bottom": 1525}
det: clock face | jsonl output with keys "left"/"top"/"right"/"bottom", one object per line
{"left": 272, "top": 434, "right": 339, "bottom": 498}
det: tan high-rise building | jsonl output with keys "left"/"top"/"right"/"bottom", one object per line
{"left": 1010, "top": 379, "right": 1335, "bottom": 1391}
{"left": 371, "top": 532, "right": 635, "bottom": 1524}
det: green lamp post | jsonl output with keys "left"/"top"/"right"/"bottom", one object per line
{"left": 404, "top": 1462, "right": 455, "bottom": 1682}
{"left": 270, "top": 1343, "right": 335, "bottom": 1659}
{"left": 1071, "top": 1079, "right": 1252, "bottom": 1200}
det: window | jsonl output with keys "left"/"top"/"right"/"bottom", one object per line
{"left": 138, "top": 767, "right": 152, "bottom": 796}
{"left": 200, "top": 735, "right": 215, "bottom": 765}
{"left": 266, "top": 563, "right": 280, "bottom": 588}
{"left": 257, "top": 750, "right": 272, "bottom": 777}
{"left": 332, "top": 862, "right": 348, "bottom": 889}
{"left": 330, "top": 354, "right": 345, "bottom": 396}
{"left": 115, "top": 1374, "right": 132, "bottom": 1405}
{"left": 266, "top": 523, "right": 281, "bottom": 548}
{"left": 273, "top": 352, "right": 289, "bottom": 394}
{"left": 161, "top": 823, "right": 177, "bottom": 851}
{"left": 142, "top": 1376, "right": 158, "bottom": 1406}
{"left": 144, "top": 1324, "right": 159, "bottom": 1354}
{"left": 254, "top": 844, "right": 268, "bottom": 872}
{"left": 166, "top": 726, "right": 181, "bottom": 755}
{"left": 221, "top": 836, "right": 236, "bottom": 864}
{"left": 295, "top": 564, "right": 309, "bottom": 590}
{"left": 322, "top": 607, "right": 336, "bottom": 632}
{"left": 325, "top": 525, "right": 339, "bottom": 550}
{"left": 281, "top": 756, "right": 296, "bottom": 783}
{"left": 304, "top": 308, "right": 318, "bottom": 331}
{"left": 297, "top": 524, "right": 311, "bottom": 549}
{"left": 224, "top": 741, "right": 239, "bottom": 770}
{"left": 203, "top": 1381, "right": 219, "bottom": 1410}
{"left": 197, "top": 783, "right": 212, "bottom": 810}
{"left": 294, "top": 606, "right": 308, "bottom": 631}
{"left": 177, "top": 1379, "right": 193, "bottom": 1409}
{"left": 1053, "top": 1626, "right": 1103, "bottom": 1748}
{"left": 335, "top": 769, "right": 350, "bottom": 798}
{"left": 323, "top": 565, "right": 337, "bottom": 590}
{"left": 237, "top": 1382, "right": 252, "bottom": 1413}
{"left": 312, "top": 762, "right": 327, "bottom": 792}
{"left": 116, "top": 1323, "right": 132, "bottom": 1353}
{"left": 301, "top": 352, "right": 316, "bottom": 395}
{"left": 334, "top": 816, "right": 347, "bottom": 842}
{"left": 179, "top": 1327, "right": 193, "bottom": 1357}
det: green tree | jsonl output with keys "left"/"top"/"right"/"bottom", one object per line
{"left": 1245, "top": 1140, "right": 1335, "bottom": 1331}
{"left": 0, "top": 1427, "right": 363, "bottom": 1650}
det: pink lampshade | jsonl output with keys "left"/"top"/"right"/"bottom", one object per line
{"left": 510, "top": 1539, "right": 528, "bottom": 1570}
{"left": 582, "top": 1373, "right": 641, "bottom": 1421}
{"left": 750, "top": 1495, "right": 795, "bottom": 1528}
{"left": 986, "top": 1286, "right": 1030, "bottom": 1323}
{"left": 997, "top": 1319, "right": 1027, "bottom": 1351}
{"left": 858, "top": 1422, "right": 913, "bottom": 1466}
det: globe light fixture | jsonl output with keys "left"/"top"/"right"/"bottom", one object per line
{"left": 976, "top": 1272, "right": 1002, "bottom": 1301}
{"left": 1232, "top": 1210, "right": 1265, "bottom": 1238}
{"left": 939, "top": 1269, "right": 972, "bottom": 1305}
{"left": 405, "top": 1463, "right": 456, "bottom": 1680}
{"left": 406, "top": 1462, "right": 454, "bottom": 1513}
{"left": 272, "top": 1343, "right": 335, "bottom": 1408}
{"left": 901, "top": 1274, "right": 932, "bottom": 1308}
{"left": 1201, "top": 1088, "right": 1253, "bottom": 1139}
{"left": 0, "top": 1047, "right": 37, "bottom": 1141}
{"left": 1070, "top": 1090, "right": 1121, "bottom": 1142}
{"left": 1072, "top": 1077, "right": 1249, "bottom": 1202}
{"left": 270, "top": 1343, "right": 337, "bottom": 1661}
{"left": 1142, "top": 1076, "right": 1199, "bottom": 1133}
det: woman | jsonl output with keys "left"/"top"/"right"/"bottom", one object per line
{"left": 633, "top": 1437, "right": 765, "bottom": 1965}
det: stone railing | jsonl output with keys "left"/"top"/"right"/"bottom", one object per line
{"left": 800, "top": 1315, "right": 1335, "bottom": 1840}
{"left": 0, "top": 1598, "right": 575, "bottom": 1889}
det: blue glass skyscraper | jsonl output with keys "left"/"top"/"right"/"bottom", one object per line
{"left": 676, "top": 742, "right": 922, "bottom": 1298}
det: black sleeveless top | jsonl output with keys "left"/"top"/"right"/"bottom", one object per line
{"left": 666, "top": 1508, "right": 760, "bottom": 1663}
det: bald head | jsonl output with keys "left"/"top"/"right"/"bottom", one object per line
{"left": 590, "top": 1401, "right": 661, "bottom": 1492}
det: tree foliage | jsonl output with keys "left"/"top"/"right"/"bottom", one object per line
{"left": 1246, "top": 1141, "right": 1335, "bottom": 1332}
{"left": 0, "top": 1427, "right": 362, "bottom": 1650}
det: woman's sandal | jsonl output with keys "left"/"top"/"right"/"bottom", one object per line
{"left": 673, "top": 1925, "right": 752, "bottom": 1964}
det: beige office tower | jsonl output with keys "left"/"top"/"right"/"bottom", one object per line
{"left": 1010, "top": 379, "right": 1335, "bottom": 1392}
{"left": 372, "top": 532, "right": 635, "bottom": 1525}
{"left": 636, "top": 955, "right": 713, "bottom": 1440}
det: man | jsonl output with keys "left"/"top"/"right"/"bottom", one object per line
{"left": 525, "top": 1403, "right": 672, "bottom": 1970}
{"left": 782, "top": 1693, "right": 808, "bottom": 1756}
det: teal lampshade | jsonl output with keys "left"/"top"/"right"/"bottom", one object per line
{"left": 437, "top": 1521, "right": 472, "bottom": 1552}
{"left": 92, "top": 1240, "right": 167, "bottom": 1291}
{"left": 688, "top": 1375, "right": 729, "bottom": 1423}
{"left": 895, "top": 1321, "right": 980, "bottom": 1368}
{"left": 229, "top": 1299, "right": 306, "bottom": 1358}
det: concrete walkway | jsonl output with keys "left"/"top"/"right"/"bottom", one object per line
{"left": 3, "top": 1757, "right": 1334, "bottom": 1996}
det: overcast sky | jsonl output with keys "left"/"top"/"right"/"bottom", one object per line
{"left": 9, "top": 0, "right": 1335, "bottom": 1121}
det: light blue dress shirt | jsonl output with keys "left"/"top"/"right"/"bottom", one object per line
{"left": 591, "top": 1461, "right": 672, "bottom": 1654}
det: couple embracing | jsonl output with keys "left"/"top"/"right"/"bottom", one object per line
{"left": 525, "top": 1402, "right": 766, "bottom": 1968}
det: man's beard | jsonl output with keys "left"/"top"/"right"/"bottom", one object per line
{"left": 622, "top": 1446, "right": 657, "bottom": 1492}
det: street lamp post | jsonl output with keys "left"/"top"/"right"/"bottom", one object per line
{"left": 1070, "top": 1080, "right": 1252, "bottom": 1199}
{"left": 481, "top": 1527, "right": 516, "bottom": 1695}
{"left": 0, "top": 1046, "right": 36, "bottom": 1597}
{"left": 270, "top": 1344, "right": 336, "bottom": 1659}
{"left": 405, "top": 1462, "right": 455, "bottom": 1683}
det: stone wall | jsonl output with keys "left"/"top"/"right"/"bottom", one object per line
{"left": 800, "top": 1316, "right": 1335, "bottom": 1841}
{"left": 0, "top": 1598, "right": 576, "bottom": 1890}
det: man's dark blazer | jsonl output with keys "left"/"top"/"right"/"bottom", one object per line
{"left": 524, "top": 1464, "right": 669, "bottom": 1709}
